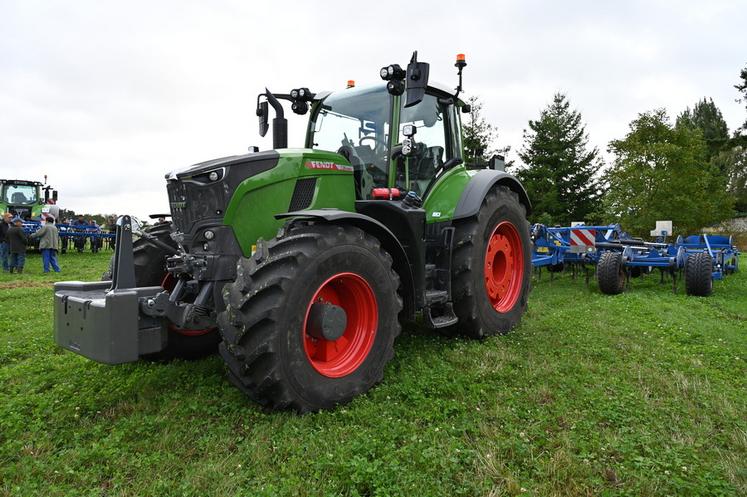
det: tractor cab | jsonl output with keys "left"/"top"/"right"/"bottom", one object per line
{"left": 1, "top": 179, "right": 41, "bottom": 219}
{"left": 0, "top": 179, "right": 59, "bottom": 220}
{"left": 307, "top": 82, "right": 463, "bottom": 200}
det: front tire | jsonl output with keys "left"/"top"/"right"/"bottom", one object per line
{"left": 217, "top": 223, "right": 402, "bottom": 412}
{"left": 450, "top": 186, "right": 531, "bottom": 339}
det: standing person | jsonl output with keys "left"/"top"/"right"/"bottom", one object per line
{"left": 73, "top": 216, "right": 87, "bottom": 252}
{"left": 7, "top": 217, "right": 27, "bottom": 274}
{"left": 88, "top": 218, "right": 101, "bottom": 253}
{"left": 60, "top": 217, "right": 70, "bottom": 254}
{"left": 30, "top": 216, "right": 61, "bottom": 273}
{"left": 0, "top": 212, "right": 11, "bottom": 272}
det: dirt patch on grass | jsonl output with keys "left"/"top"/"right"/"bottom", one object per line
{"left": 0, "top": 280, "right": 54, "bottom": 290}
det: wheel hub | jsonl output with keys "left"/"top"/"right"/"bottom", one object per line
{"left": 307, "top": 303, "right": 348, "bottom": 341}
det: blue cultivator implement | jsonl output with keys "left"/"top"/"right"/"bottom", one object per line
{"left": 596, "top": 233, "right": 740, "bottom": 296}
{"left": 675, "top": 234, "right": 739, "bottom": 280}
{"left": 531, "top": 223, "right": 633, "bottom": 281}
{"left": 22, "top": 220, "right": 116, "bottom": 252}
{"left": 532, "top": 221, "right": 740, "bottom": 297}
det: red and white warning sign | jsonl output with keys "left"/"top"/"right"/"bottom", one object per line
{"left": 569, "top": 228, "right": 596, "bottom": 252}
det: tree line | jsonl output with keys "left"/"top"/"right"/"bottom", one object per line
{"left": 464, "top": 64, "right": 747, "bottom": 236}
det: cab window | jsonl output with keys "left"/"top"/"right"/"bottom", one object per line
{"left": 397, "top": 93, "right": 451, "bottom": 194}
{"left": 3, "top": 184, "right": 38, "bottom": 205}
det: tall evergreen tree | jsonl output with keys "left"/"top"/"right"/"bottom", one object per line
{"left": 462, "top": 95, "right": 499, "bottom": 165}
{"left": 676, "top": 98, "right": 730, "bottom": 159}
{"left": 604, "top": 109, "right": 733, "bottom": 236}
{"left": 516, "top": 93, "right": 603, "bottom": 224}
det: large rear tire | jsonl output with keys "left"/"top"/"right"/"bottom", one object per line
{"left": 597, "top": 251, "right": 626, "bottom": 295}
{"left": 450, "top": 186, "right": 531, "bottom": 339}
{"left": 102, "top": 222, "right": 220, "bottom": 360}
{"left": 685, "top": 252, "right": 713, "bottom": 297}
{"left": 217, "top": 223, "right": 402, "bottom": 412}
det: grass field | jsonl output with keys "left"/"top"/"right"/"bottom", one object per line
{"left": 1, "top": 251, "right": 745, "bottom": 496}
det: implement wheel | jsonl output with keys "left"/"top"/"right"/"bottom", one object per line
{"left": 685, "top": 252, "right": 713, "bottom": 297}
{"left": 217, "top": 223, "right": 402, "bottom": 412}
{"left": 450, "top": 186, "right": 531, "bottom": 339}
{"left": 102, "top": 223, "right": 220, "bottom": 360}
{"left": 597, "top": 251, "right": 625, "bottom": 295}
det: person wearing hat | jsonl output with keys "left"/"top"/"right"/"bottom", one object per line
{"left": 6, "top": 217, "right": 28, "bottom": 274}
{"left": 30, "top": 216, "right": 61, "bottom": 273}
{"left": 0, "top": 212, "right": 11, "bottom": 272}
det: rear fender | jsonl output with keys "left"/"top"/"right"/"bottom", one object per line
{"left": 453, "top": 170, "right": 531, "bottom": 220}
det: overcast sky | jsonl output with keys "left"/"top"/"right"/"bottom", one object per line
{"left": 1, "top": 0, "right": 745, "bottom": 220}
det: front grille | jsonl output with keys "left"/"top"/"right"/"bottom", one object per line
{"left": 167, "top": 180, "right": 224, "bottom": 235}
{"left": 11, "top": 207, "right": 31, "bottom": 219}
{"left": 288, "top": 178, "right": 316, "bottom": 211}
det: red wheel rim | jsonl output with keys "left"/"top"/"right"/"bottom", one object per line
{"left": 302, "top": 272, "right": 378, "bottom": 378}
{"left": 484, "top": 221, "right": 524, "bottom": 313}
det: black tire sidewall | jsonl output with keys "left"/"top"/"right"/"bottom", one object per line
{"left": 273, "top": 243, "right": 399, "bottom": 407}
{"left": 469, "top": 199, "right": 532, "bottom": 333}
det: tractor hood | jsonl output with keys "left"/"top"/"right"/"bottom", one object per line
{"left": 166, "top": 150, "right": 280, "bottom": 181}
{"left": 166, "top": 150, "right": 280, "bottom": 239}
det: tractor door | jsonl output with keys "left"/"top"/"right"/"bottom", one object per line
{"left": 394, "top": 91, "right": 462, "bottom": 196}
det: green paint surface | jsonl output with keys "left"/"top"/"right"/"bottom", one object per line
{"left": 223, "top": 149, "right": 356, "bottom": 256}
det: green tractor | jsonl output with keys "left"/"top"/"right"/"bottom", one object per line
{"left": 1, "top": 178, "right": 59, "bottom": 220}
{"left": 54, "top": 52, "right": 532, "bottom": 412}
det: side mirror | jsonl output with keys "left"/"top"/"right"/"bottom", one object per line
{"left": 44, "top": 189, "right": 50, "bottom": 202}
{"left": 257, "top": 101, "right": 269, "bottom": 137}
{"left": 52, "top": 190, "right": 58, "bottom": 202}
{"left": 404, "top": 51, "right": 430, "bottom": 108}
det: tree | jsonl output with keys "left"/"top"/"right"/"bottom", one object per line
{"left": 676, "top": 98, "right": 729, "bottom": 160}
{"left": 736, "top": 64, "right": 747, "bottom": 133}
{"left": 604, "top": 109, "right": 733, "bottom": 236}
{"left": 462, "top": 95, "right": 500, "bottom": 165}
{"left": 515, "top": 93, "right": 603, "bottom": 224}
{"left": 713, "top": 146, "right": 747, "bottom": 213}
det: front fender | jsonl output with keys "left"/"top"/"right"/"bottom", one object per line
{"left": 276, "top": 209, "right": 416, "bottom": 320}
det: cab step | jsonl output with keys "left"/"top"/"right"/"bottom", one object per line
{"left": 424, "top": 302, "right": 458, "bottom": 329}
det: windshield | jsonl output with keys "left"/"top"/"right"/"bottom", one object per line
{"left": 3, "top": 184, "right": 38, "bottom": 205}
{"left": 311, "top": 86, "right": 391, "bottom": 199}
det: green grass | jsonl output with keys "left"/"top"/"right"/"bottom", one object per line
{"left": 1, "top": 252, "right": 746, "bottom": 496}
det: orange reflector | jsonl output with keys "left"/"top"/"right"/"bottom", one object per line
{"left": 346, "top": 80, "right": 355, "bottom": 88}
{"left": 456, "top": 53, "right": 466, "bottom": 62}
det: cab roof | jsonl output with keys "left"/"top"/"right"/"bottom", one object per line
{"left": 0, "top": 179, "right": 42, "bottom": 186}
